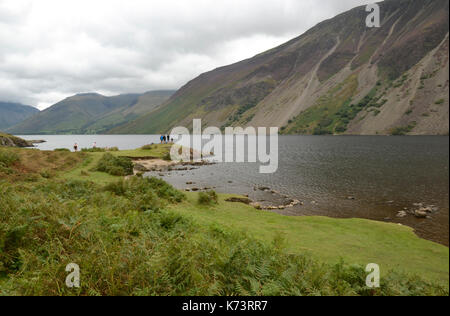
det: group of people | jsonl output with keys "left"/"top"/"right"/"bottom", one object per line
{"left": 160, "top": 135, "right": 173, "bottom": 144}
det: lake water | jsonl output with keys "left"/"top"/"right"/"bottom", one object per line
{"left": 17, "top": 135, "right": 449, "bottom": 246}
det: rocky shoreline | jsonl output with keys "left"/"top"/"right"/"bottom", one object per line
{"left": 396, "top": 203, "right": 440, "bottom": 220}
{"left": 132, "top": 158, "right": 306, "bottom": 212}
{"left": 134, "top": 157, "right": 445, "bottom": 242}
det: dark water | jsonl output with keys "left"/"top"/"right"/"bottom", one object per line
{"left": 18, "top": 135, "right": 449, "bottom": 246}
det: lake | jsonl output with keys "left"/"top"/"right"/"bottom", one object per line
{"left": 17, "top": 134, "right": 449, "bottom": 246}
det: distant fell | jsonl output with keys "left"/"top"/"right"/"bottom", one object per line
{"left": 0, "top": 102, "right": 39, "bottom": 130}
{"left": 7, "top": 90, "right": 174, "bottom": 135}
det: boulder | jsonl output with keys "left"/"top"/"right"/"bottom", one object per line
{"left": 396, "top": 211, "right": 407, "bottom": 218}
{"left": 414, "top": 210, "right": 428, "bottom": 218}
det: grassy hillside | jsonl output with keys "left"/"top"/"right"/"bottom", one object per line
{"left": 0, "top": 102, "right": 39, "bottom": 130}
{"left": 111, "top": 0, "right": 449, "bottom": 135}
{"left": 0, "top": 145, "right": 448, "bottom": 295}
{"left": 7, "top": 91, "right": 174, "bottom": 135}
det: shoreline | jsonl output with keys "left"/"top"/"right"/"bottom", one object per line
{"left": 2, "top": 145, "right": 448, "bottom": 288}
{"left": 137, "top": 157, "right": 449, "bottom": 248}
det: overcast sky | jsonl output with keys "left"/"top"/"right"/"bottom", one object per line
{"left": 0, "top": 0, "right": 373, "bottom": 110}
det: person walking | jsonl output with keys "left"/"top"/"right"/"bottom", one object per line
{"left": 74, "top": 143, "right": 78, "bottom": 152}
{"left": 160, "top": 135, "right": 164, "bottom": 144}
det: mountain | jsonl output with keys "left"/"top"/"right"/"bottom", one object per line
{"left": 111, "top": 0, "right": 449, "bottom": 135}
{"left": 0, "top": 102, "right": 39, "bottom": 130}
{"left": 7, "top": 91, "right": 174, "bottom": 135}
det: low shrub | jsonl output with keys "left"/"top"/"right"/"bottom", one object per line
{"left": 95, "top": 153, "right": 134, "bottom": 176}
{"left": 104, "top": 177, "right": 185, "bottom": 207}
{"left": 54, "top": 148, "right": 71, "bottom": 152}
{"left": 198, "top": 190, "right": 219, "bottom": 205}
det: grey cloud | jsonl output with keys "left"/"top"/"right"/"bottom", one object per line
{"left": 0, "top": 0, "right": 373, "bottom": 109}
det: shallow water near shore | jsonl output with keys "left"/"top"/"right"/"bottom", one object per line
{"left": 18, "top": 134, "right": 449, "bottom": 246}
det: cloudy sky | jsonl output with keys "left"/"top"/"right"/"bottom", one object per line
{"left": 0, "top": 0, "right": 373, "bottom": 110}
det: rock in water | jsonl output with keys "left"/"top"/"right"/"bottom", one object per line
{"left": 414, "top": 210, "right": 428, "bottom": 219}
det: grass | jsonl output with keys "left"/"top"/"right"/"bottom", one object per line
{"left": 0, "top": 144, "right": 448, "bottom": 295}
{"left": 1, "top": 177, "right": 447, "bottom": 296}
{"left": 0, "top": 147, "right": 83, "bottom": 181}
{"left": 62, "top": 145, "right": 172, "bottom": 184}
{"left": 170, "top": 193, "right": 449, "bottom": 286}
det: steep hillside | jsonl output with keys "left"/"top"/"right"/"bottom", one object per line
{"left": 0, "top": 102, "right": 39, "bottom": 130}
{"left": 7, "top": 91, "right": 174, "bottom": 135}
{"left": 112, "top": 0, "right": 449, "bottom": 135}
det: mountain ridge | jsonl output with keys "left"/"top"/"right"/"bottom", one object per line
{"left": 111, "top": 0, "right": 449, "bottom": 135}
{"left": 0, "top": 102, "right": 39, "bottom": 131}
{"left": 7, "top": 90, "right": 175, "bottom": 135}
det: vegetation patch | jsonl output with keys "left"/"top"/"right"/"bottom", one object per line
{"left": 391, "top": 122, "right": 417, "bottom": 136}
{"left": 0, "top": 148, "right": 82, "bottom": 181}
{"left": 283, "top": 75, "right": 359, "bottom": 135}
{"left": 198, "top": 191, "right": 219, "bottom": 205}
{"left": 94, "top": 153, "right": 134, "bottom": 176}
{"left": 0, "top": 177, "right": 447, "bottom": 296}
{"left": 283, "top": 75, "right": 389, "bottom": 135}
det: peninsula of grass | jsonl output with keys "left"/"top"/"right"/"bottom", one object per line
{"left": 0, "top": 144, "right": 448, "bottom": 295}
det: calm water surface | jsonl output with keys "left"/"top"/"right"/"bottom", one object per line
{"left": 18, "top": 135, "right": 449, "bottom": 246}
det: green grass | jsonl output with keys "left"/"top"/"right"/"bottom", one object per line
{"left": 170, "top": 193, "right": 449, "bottom": 286}
{"left": 62, "top": 145, "right": 172, "bottom": 184}
{"left": 0, "top": 145, "right": 448, "bottom": 295}
{"left": 1, "top": 177, "right": 447, "bottom": 296}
